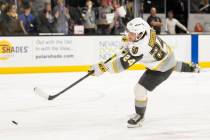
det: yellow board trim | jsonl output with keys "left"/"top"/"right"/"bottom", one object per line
{"left": 0, "top": 65, "right": 91, "bottom": 74}
{"left": 0, "top": 62, "right": 210, "bottom": 74}
{"left": 0, "top": 64, "right": 145, "bottom": 74}
{"left": 199, "top": 62, "right": 210, "bottom": 68}
{"left": 128, "top": 64, "right": 145, "bottom": 70}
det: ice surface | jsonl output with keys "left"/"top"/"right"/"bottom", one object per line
{"left": 0, "top": 71, "right": 210, "bottom": 140}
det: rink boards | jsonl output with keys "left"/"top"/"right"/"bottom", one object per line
{"left": 0, "top": 35, "right": 209, "bottom": 74}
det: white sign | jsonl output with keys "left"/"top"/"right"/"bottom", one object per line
{"left": 160, "top": 35, "right": 191, "bottom": 62}
{"left": 0, "top": 36, "right": 95, "bottom": 67}
{"left": 199, "top": 35, "right": 210, "bottom": 62}
{"left": 74, "top": 25, "right": 84, "bottom": 35}
{"left": 0, "top": 35, "right": 192, "bottom": 68}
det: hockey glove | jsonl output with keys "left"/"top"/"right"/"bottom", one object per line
{"left": 89, "top": 62, "right": 108, "bottom": 76}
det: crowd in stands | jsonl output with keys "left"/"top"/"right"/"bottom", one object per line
{"left": 0, "top": 0, "right": 209, "bottom": 36}
{"left": 0, "top": 0, "right": 134, "bottom": 35}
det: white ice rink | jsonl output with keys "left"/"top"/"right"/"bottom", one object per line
{"left": 0, "top": 70, "right": 210, "bottom": 140}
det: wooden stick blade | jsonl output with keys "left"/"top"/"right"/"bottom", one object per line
{"left": 34, "top": 87, "right": 50, "bottom": 100}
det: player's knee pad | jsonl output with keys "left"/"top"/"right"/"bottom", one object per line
{"left": 134, "top": 83, "right": 147, "bottom": 101}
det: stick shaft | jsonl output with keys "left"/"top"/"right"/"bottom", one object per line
{"left": 48, "top": 71, "right": 93, "bottom": 100}
{"left": 48, "top": 54, "right": 116, "bottom": 100}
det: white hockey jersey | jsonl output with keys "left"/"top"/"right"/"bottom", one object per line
{"left": 106, "top": 18, "right": 176, "bottom": 73}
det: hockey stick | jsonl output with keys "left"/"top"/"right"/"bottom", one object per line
{"left": 34, "top": 54, "right": 117, "bottom": 100}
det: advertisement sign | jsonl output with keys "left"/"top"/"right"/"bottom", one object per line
{"left": 0, "top": 36, "right": 95, "bottom": 67}
{"left": 0, "top": 35, "right": 194, "bottom": 73}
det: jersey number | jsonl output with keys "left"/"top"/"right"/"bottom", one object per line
{"left": 148, "top": 29, "right": 167, "bottom": 61}
{"left": 150, "top": 44, "right": 166, "bottom": 61}
{"left": 123, "top": 54, "right": 136, "bottom": 66}
{"left": 120, "top": 52, "right": 143, "bottom": 70}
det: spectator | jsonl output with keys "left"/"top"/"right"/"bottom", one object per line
{"left": 38, "top": 2, "right": 56, "bottom": 33}
{"left": 0, "top": 1, "right": 7, "bottom": 14}
{"left": 111, "top": 0, "right": 125, "bottom": 35}
{"left": 194, "top": 23, "right": 204, "bottom": 32}
{"left": 0, "top": 3, "right": 23, "bottom": 35}
{"left": 19, "top": 0, "right": 33, "bottom": 13}
{"left": 30, "top": 0, "right": 51, "bottom": 16}
{"left": 107, "top": 0, "right": 112, "bottom": 6}
{"left": 124, "top": 0, "right": 134, "bottom": 24}
{"left": 147, "top": 7, "right": 162, "bottom": 34}
{"left": 0, "top": 2, "right": 7, "bottom": 22}
{"left": 191, "top": 0, "right": 210, "bottom": 13}
{"left": 191, "top": 0, "right": 201, "bottom": 13}
{"left": 82, "top": 0, "right": 96, "bottom": 35}
{"left": 0, "top": 2, "right": 3, "bottom": 14}
{"left": 0, "top": 2, "right": 6, "bottom": 34}
{"left": 199, "top": 0, "right": 210, "bottom": 13}
{"left": 53, "top": 0, "right": 70, "bottom": 35}
{"left": 68, "top": 5, "right": 82, "bottom": 25}
{"left": 97, "top": 0, "right": 113, "bottom": 35}
{"left": 19, "top": 3, "right": 37, "bottom": 35}
{"left": 166, "top": 11, "right": 189, "bottom": 34}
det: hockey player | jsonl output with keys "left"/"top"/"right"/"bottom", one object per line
{"left": 89, "top": 18, "right": 199, "bottom": 128}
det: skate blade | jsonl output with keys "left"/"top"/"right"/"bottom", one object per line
{"left": 127, "top": 121, "right": 143, "bottom": 128}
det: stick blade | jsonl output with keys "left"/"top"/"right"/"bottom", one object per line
{"left": 34, "top": 87, "right": 50, "bottom": 100}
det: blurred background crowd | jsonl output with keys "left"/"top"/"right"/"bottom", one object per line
{"left": 0, "top": 0, "right": 209, "bottom": 36}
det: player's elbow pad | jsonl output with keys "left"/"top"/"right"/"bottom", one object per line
{"left": 105, "top": 58, "right": 125, "bottom": 73}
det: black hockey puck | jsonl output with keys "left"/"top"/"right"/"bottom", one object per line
{"left": 12, "top": 121, "right": 18, "bottom": 125}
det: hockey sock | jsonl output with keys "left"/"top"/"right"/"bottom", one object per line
{"left": 135, "top": 98, "right": 148, "bottom": 117}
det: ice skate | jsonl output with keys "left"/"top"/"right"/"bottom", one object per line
{"left": 191, "top": 63, "right": 200, "bottom": 73}
{"left": 127, "top": 114, "right": 144, "bottom": 128}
